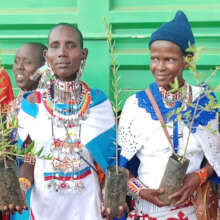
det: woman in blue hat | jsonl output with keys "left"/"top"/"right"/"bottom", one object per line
{"left": 118, "top": 11, "right": 220, "bottom": 219}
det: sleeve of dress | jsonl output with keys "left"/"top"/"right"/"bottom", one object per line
{"left": 194, "top": 115, "right": 220, "bottom": 177}
{"left": 118, "top": 95, "right": 145, "bottom": 167}
{"left": 85, "top": 91, "right": 116, "bottom": 173}
{"left": 17, "top": 92, "right": 38, "bottom": 149}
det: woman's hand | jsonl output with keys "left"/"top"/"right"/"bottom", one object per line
{"left": 168, "top": 172, "right": 200, "bottom": 207}
{"left": 3, "top": 190, "right": 28, "bottom": 215}
{"left": 139, "top": 188, "right": 169, "bottom": 207}
{"left": 101, "top": 203, "right": 129, "bottom": 220}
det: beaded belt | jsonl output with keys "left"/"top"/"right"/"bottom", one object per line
{"left": 44, "top": 166, "right": 91, "bottom": 181}
{"left": 44, "top": 166, "right": 91, "bottom": 192}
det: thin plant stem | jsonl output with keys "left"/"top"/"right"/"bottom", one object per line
{"left": 182, "top": 91, "right": 201, "bottom": 160}
{"left": 103, "top": 17, "right": 120, "bottom": 174}
{"left": 115, "top": 93, "right": 119, "bottom": 175}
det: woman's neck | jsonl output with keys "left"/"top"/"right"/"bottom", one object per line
{"left": 53, "top": 78, "right": 82, "bottom": 104}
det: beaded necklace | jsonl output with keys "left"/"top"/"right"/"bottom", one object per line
{"left": 159, "top": 83, "right": 187, "bottom": 108}
{"left": 42, "top": 80, "right": 91, "bottom": 127}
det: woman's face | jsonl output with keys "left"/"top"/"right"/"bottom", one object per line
{"left": 45, "top": 26, "right": 87, "bottom": 82}
{"left": 13, "top": 44, "right": 41, "bottom": 91}
{"left": 150, "top": 40, "right": 188, "bottom": 91}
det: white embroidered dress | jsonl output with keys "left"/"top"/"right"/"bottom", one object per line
{"left": 17, "top": 89, "right": 115, "bottom": 220}
{"left": 118, "top": 83, "right": 220, "bottom": 220}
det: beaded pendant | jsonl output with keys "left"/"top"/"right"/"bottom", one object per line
{"left": 47, "top": 124, "right": 86, "bottom": 193}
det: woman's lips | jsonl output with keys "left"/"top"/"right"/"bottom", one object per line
{"left": 56, "top": 62, "right": 70, "bottom": 68}
{"left": 155, "top": 74, "right": 170, "bottom": 80}
{"left": 15, "top": 74, "right": 25, "bottom": 81}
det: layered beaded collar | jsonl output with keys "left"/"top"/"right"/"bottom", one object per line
{"left": 42, "top": 79, "right": 91, "bottom": 128}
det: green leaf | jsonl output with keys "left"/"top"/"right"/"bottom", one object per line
{"left": 25, "top": 142, "right": 35, "bottom": 155}
{"left": 169, "top": 77, "right": 179, "bottom": 93}
{"left": 36, "top": 147, "right": 44, "bottom": 157}
{"left": 17, "top": 147, "right": 24, "bottom": 155}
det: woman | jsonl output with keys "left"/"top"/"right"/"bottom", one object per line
{"left": 118, "top": 11, "right": 220, "bottom": 219}
{"left": 9, "top": 23, "right": 117, "bottom": 220}
{"left": 9, "top": 42, "right": 47, "bottom": 220}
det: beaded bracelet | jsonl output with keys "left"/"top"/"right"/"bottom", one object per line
{"left": 19, "top": 177, "right": 31, "bottom": 194}
{"left": 195, "top": 168, "right": 208, "bottom": 186}
{"left": 23, "top": 153, "right": 36, "bottom": 165}
{"left": 127, "top": 177, "right": 147, "bottom": 197}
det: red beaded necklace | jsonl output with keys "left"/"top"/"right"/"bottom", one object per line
{"left": 42, "top": 81, "right": 91, "bottom": 127}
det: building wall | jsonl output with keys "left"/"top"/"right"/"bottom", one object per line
{"left": 1, "top": 0, "right": 220, "bottom": 104}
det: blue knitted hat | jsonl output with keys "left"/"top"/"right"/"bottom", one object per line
{"left": 149, "top": 11, "right": 195, "bottom": 53}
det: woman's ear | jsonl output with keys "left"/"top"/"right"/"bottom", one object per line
{"left": 43, "top": 49, "right": 48, "bottom": 62}
{"left": 82, "top": 48, "right": 88, "bottom": 60}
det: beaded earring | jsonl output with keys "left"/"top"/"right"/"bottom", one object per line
{"left": 75, "top": 59, "right": 86, "bottom": 82}
{"left": 30, "top": 63, "right": 51, "bottom": 81}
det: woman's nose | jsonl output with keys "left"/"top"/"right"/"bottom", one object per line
{"left": 58, "top": 46, "right": 67, "bottom": 57}
{"left": 157, "top": 60, "right": 166, "bottom": 71}
{"left": 16, "top": 61, "right": 25, "bottom": 70}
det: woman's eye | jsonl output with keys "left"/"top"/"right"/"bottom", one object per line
{"left": 67, "top": 43, "right": 75, "bottom": 48}
{"left": 50, "top": 43, "right": 59, "bottom": 48}
{"left": 151, "top": 57, "right": 158, "bottom": 61}
{"left": 167, "top": 58, "right": 175, "bottom": 62}
{"left": 24, "top": 61, "right": 32, "bottom": 65}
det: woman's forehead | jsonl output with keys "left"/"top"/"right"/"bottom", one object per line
{"left": 150, "top": 40, "right": 183, "bottom": 56}
{"left": 16, "top": 45, "right": 37, "bottom": 59}
{"left": 49, "top": 26, "right": 79, "bottom": 44}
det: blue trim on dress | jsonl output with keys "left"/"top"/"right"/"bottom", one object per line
{"left": 136, "top": 83, "right": 182, "bottom": 123}
{"left": 125, "top": 155, "right": 140, "bottom": 178}
{"left": 209, "top": 175, "right": 220, "bottom": 184}
{"left": 114, "top": 213, "right": 127, "bottom": 220}
{"left": 119, "top": 154, "right": 129, "bottom": 168}
{"left": 90, "top": 89, "right": 107, "bottom": 108}
{"left": 86, "top": 125, "right": 116, "bottom": 172}
{"left": 136, "top": 82, "right": 218, "bottom": 133}
{"left": 173, "top": 119, "right": 179, "bottom": 153}
{"left": 17, "top": 135, "right": 23, "bottom": 149}
{"left": 181, "top": 91, "right": 218, "bottom": 133}
{"left": 21, "top": 91, "right": 38, "bottom": 118}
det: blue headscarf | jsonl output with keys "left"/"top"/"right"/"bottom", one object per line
{"left": 149, "top": 10, "right": 195, "bottom": 53}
